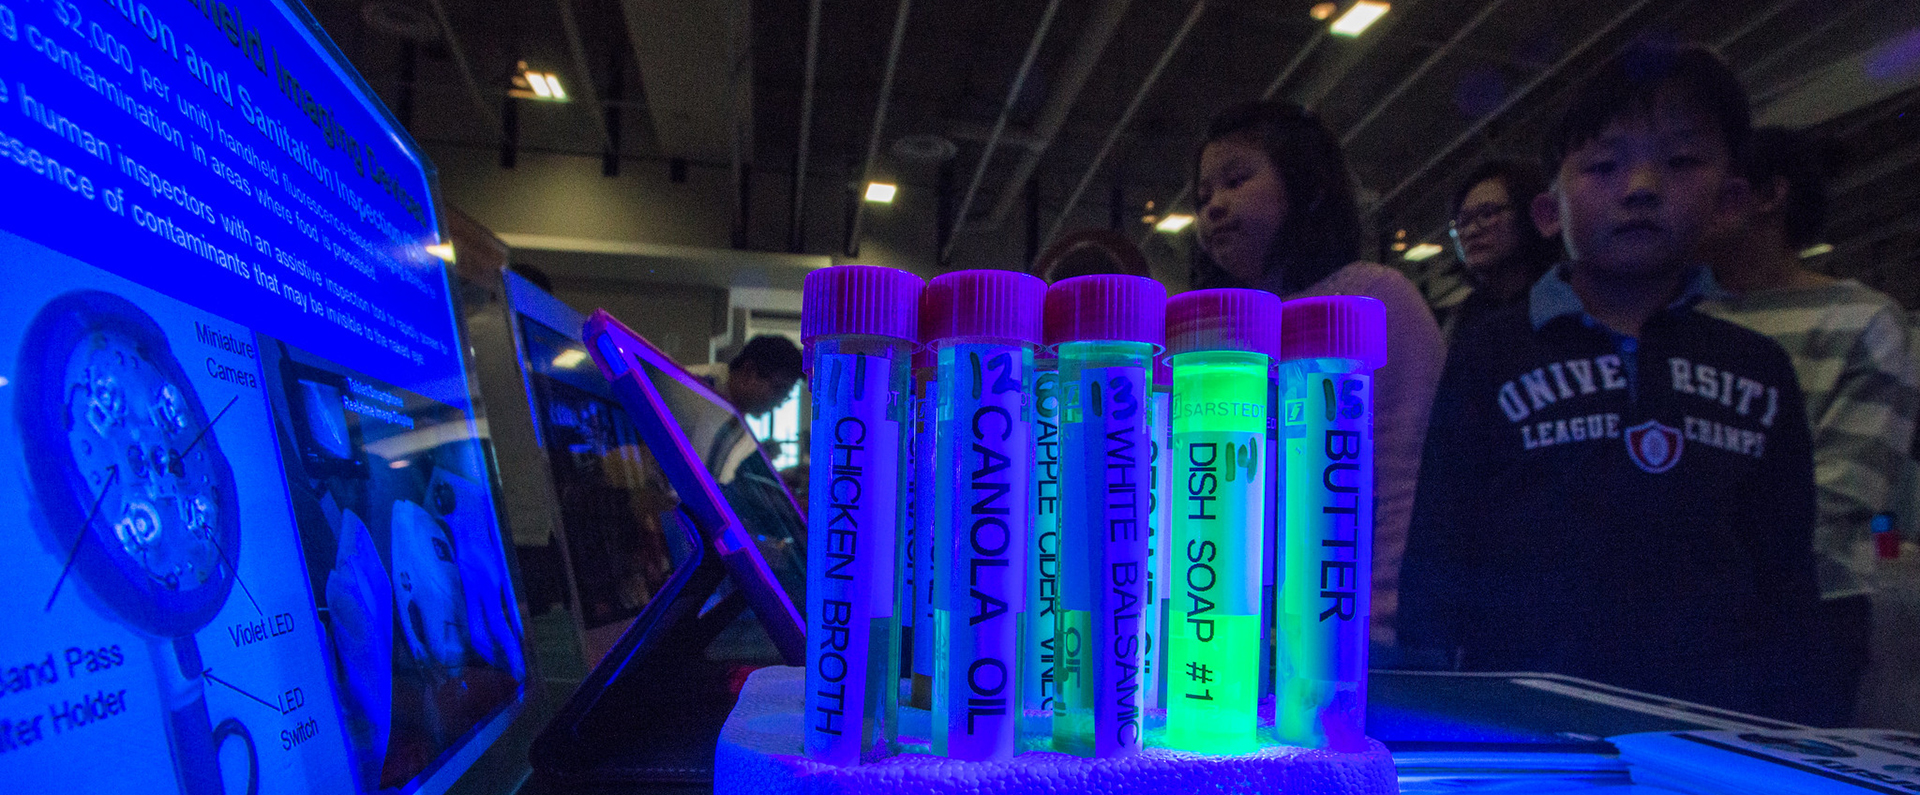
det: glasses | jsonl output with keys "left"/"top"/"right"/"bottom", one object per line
{"left": 1450, "top": 202, "right": 1514, "bottom": 236}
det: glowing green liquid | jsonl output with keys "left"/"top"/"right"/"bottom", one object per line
{"left": 1165, "top": 614, "right": 1263, "bottom": 752}
{"left": 1276, "top": 357, "right": 1372, "bottom": 751}
{"left": 1164, "top": 350, "right": 1269, "bottom": 754}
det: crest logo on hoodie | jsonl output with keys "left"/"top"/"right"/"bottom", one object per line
{"left": 1624, "top": 420, "right": 1684, "bottom": 474}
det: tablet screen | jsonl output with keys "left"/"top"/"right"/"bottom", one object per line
{"left": 510, "top": 284, "right": 804, "bottom": 665}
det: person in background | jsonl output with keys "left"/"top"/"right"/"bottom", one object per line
{"left": 719, "top": 335, "right": 804, "bottom": 416}
{"left": 1190, "top": 100, "right": 1446, "bottom": 648}
{"left": 1695, "top": 126, "right": 1920, "bottom": 726}
{"left": 1398, "top": 42, "right": 1820, "bottom": 721}
{"left": 1441, "top": 160, "right": 1561, "bottom": 341}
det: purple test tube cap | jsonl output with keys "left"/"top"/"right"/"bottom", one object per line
{"left": 1279, "top": 295, "right": 1388, "bottom": 370}
{"left": 802, "top": 265, "right": 923, "bottom": 374}
{"left": 1164, "top": 288, "right": 1283, "bottom": 358}
{"left": 923, "top": 269, "right": 1046, "bottom": 345}
{"left": 1043, "top": 274, "right": 1167, "bottom": 348}
{"left": 803, "top": 264, "right": 925, "bottom": 343}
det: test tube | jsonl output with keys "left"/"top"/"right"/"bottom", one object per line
{"left": 1163, "top": 289, "right": 1281, "bottom": 754}
{"left": 928, "top": 269, "right": 1045, "bottom": 761}
{"left": 907, "top": 286, "right": 947, "bottom": 710}
{"left": 800, "top": 265, "right": 923, "bottom": 765}
{"left": 1275, "top": 296, "right": 1386, "bottom": 752}
{"left": 1145, "top": 355, "right": 1172, "bottom": 712}
{"left": 1048, "top": 275, "right": 1166, "bottom": 757}
{"left": 1025, "top": 335, "right": 1061, "bottom": 738}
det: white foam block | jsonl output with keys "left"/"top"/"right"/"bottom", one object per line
{"left": 717, "top": 667, "right": 1398, "bottom": 795}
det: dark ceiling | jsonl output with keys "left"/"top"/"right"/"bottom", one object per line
{"left": 306, "top": 0, "right": 1920, "bottom": 303}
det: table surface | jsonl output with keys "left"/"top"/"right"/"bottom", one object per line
{"left": 518, "top": 669, "right": 1805, "bottom": 794}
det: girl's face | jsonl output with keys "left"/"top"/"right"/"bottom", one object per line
{"left": 1196, "top": 137, "right": 1287, "bottom": 285}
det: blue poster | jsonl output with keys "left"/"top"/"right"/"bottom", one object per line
{"left": 0, "top": 0, "right": 458, "bottom": 406}
{"left": 0, "top": 1, "right": 527, "bottom": 794}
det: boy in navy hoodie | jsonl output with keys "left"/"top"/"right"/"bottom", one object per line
{"left": 1398, "top": 43, "right": 1819, "bottom": 720}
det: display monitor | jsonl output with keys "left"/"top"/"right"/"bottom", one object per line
{"left": 0, "top": 1, "right": 529, "bottom": 794}
{"left": 503, "top": 273, "right": 806, "bottom": 667}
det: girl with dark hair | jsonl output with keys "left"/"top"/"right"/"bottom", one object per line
{"left": 1442, "top": 160, "right": 1561, "bottom": 340}
{"left": 1190, "top": 100, "right": 1445, "bottom": 648}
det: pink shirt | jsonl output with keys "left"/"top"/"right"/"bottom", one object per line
{"left": 1260, "top": 261, "right": 1446, "bottom": 646}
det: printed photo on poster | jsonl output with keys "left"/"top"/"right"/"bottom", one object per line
{"left": 258, "top": 341, "right": 526, "bottom": 793}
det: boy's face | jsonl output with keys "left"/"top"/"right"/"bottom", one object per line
{"left": 1537, "top": 97, "right": 1738, "bottom": 279}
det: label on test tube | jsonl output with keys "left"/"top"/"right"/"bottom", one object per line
{"left": 1027, "top": 367, "right": 1061, "bottom": 728}
{"left": 1169, "top": 429, "right": 1264, "bottom": 751}
{"left": 1060, "top": 366, "right": 1149, "bottom": 756}
{"left": 934, "top": 344, "right": 1030, "bottom": 761}
{"left": 1278, "top": 368, "right": 1372, "bottom": 751}
{"left": 1146, "top": 389, "right": 1170, "bottom": 711}
{"left": 806, "top": 352, "right": 901, "bottom": 765}
{"left": 905, "top": 394, "right": 917, "bottom": 634}
{"left": 911, "top": 381, "right": 936, "bottom": 687}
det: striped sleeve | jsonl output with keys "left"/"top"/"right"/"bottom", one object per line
{"left": 1809, "top": 305, "right": 1920, "bottom": 595}
{"left": 1702, "top": 284, "right": 1920, "bottom": 598}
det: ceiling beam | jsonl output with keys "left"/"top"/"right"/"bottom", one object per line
{"left": 423, "top": 0, "right": 498, "bottom": 133}
{"left": 1383, "top": 0, "right": 1781, "bottom": 230}
{"left": 1836, "top": 143, "right": 1920, "bottom": 195}
{"left": 1756, "top": 25, "right": 1920, "bottom": 127}
{"left": 788, "top": 0, "right": 823, "bottom": 253}
{"left": 556, "top": 0, "right": 615, "bottom": 154}
{"left": 1742, "top": 0, "right": 1881, "bottom": 98}
{"left": 1341, "top": 0, "right": 1512, "bottom": 148}
{"left": 1263, "top": 30, "right": 1327, "bottom": 101}
{"left": 940, "top": 0, "right": 1067, "bottom": 263}
{"left": 845, "top": 0, "right": 916, "bottom": 257}
{"left": 1712, "top": 0, "right": 1801, "bottom": 54}
{"left": 1044, "top": 0, "right": 1208, "bottom": 248}
{"left": 620, "top": 0, "right": 753, "bottom": 161}
{"left": 1371, "top": 0, "right": 1659, "bottom": 215}
{"left": 980, "top": 0, "right": 1133, "bottom": 233}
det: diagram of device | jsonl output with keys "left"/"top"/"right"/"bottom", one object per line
{"left": 17, "top": 291, "right": 257, "bottom": 795}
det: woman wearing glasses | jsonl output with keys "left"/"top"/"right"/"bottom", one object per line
{"left": 1439, "top": 160, "right": 1561, "bottom": 341}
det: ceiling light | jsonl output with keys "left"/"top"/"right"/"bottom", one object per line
{"left": 1155, "top": 214, "right": 1194, "bottom": 233}
{"left": 865, "top": 182, "right": 897, "bottom": 203}
{"left": 552, "top": 349, "right": 588, "bottom": 369}
{"left": 1330, "top": 1, "right": 1390, "bottom": 36}
{"left": 512, "top": 62, "right": 569, "bottom": 102}
{"left": 1403, "top": 242, "right": 1443, "bottom": 261}
{"left": 425, "top": 242, "right": 456, "bottom": 262}
{"left": 1798, "top": 242, "right": 1833, "bottom": 258}
{"left": 1309, "top": 2, "right": 1338, "bottom": 21}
